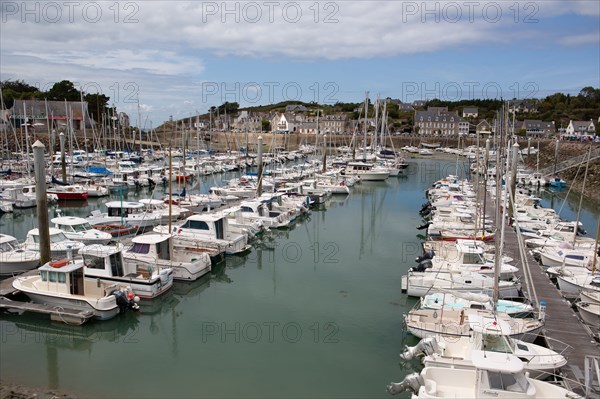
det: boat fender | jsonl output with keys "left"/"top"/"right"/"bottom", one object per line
{"left": 50, "top": 259, "right": 69, "bottom": 268}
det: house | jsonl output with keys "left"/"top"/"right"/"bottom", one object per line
{"left": 414, "top": 106, "right": 469, "bottom": 136}
{"left": 562, "top": 119, "right": 596, "bottom": 140}
{"left": 476, "top": 120, "right": 492, "bottom": 136}
{"left": 398, "top": 102, "right": 414, "bottom": 112}
{"left": 10, "top": 99, "right": 94, "bottom": 131}
{"left": 517, "top": 120, "right": 555, "bottom": 137}
{"left": 118, "top": 112, "right": 130, "bottom": 129}
{"left": 270, "top": 112, "right": 349, "bottom": 134}
{"left": 462, "top": 107, "right": 479, "bottom": 118}
{"left": 509, "top": 99, "right": 539, "bottom": 114}
{"left": 412, "top": 100, "right": 427, "bottom": 108}
{"left": 285, "top": 104, "right": 308, "bottom": 113}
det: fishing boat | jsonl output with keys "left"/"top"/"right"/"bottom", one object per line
{"left": 12, "top": 257, "right": 140, "bottom": 320}
{"left": 51, "top": 216, "right": 113, "bottom": 245}
{"left": 0, "top": 234, "right": 40, "bottom": 276}
{"left": 122, "top": 234, "right": 212, "bottom": 281}
{"left": 387, "top": 350, "right": 582, "bottom": 398}
{"left": 82, "top": 244, "right": 173, "bottom": 299}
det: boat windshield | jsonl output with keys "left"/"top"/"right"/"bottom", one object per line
{"left": 0, "top": 240, "right": 18, "bottom": 252}
{"left": 129, "top": 243, "right": 150, "bottom": 254}
{"left": 50, "top": 233, "right": 68, "bottom": 243}
{"left": 484, "top": 371, "right": 529, "bottom": 393}
{"left": 73, "top": 223, "right": 92, "bottom": 232}
{"left": 482, "top": 334, "right": 512, "bottom": 353}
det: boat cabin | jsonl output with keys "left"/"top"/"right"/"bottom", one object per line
{"left": 38, "top": 261, "right": 86, "bottom": 296}
{"left": 82, "top": 245, "right": 127, "bottom": 278}
{"left": 127, "top": 234, "right": 173, "bottom": 261}
{"left": 52, "top": 216, "right": 95, "bottom": 233}
{"left": 177, "top": 214, "right": 228, "bottom": 240}
{"left": 105, "top": 201, "right": 145, "bottom": 218}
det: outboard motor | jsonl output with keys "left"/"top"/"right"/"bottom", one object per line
{"left": 399, "top": 337, "right": 439, "bottom": 360}
{"left": 111, "top": 288, "right": 140, "bottom": 313}
{"left": 387, "top": 373, "right": 424, "bottom": 395}
{"left": 410, "top": 259, "right": 433, "bottom": 272}
{"left": 415, "top": 250, "right": 435, "bottom": 263}
{"left": 577, "top": 226, "right": 587, "bottom": 235}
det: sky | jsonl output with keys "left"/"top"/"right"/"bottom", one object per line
{"left": 1, "top": 0, "right": 599, "bottom": 127}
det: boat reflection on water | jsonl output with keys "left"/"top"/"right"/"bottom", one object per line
{"left": 4, "top": 311, "right": 140, "bottom": 347}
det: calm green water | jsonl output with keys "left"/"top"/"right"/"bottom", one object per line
{"left": 1, "top": 158, "right": 598, "bottom": 399}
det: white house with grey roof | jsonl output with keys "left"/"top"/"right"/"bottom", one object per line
{"left": 414, "top": 107, "right": 469, "bottom": 136}
{"left": 563, "top": 119, "right": 596, "bottom": 140}
{"left": 462, "top": 107, "right": 479, "bottom": 118}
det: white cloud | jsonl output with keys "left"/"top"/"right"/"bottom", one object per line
{"left": 559, "top": 32, "right": 600, "bottom": 46}
{"left": 1, "top": 0, "right": 598, "bottom": 123}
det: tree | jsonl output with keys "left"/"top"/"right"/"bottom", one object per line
{"left": 1, "top": 79, "right": 39, "bottom": 93}
{"left": 84, "top": 93, "right": 110, "bottom": 124}
{"left": 46, "top": 80, "right": 80, "bottom": 101}
{"left": 261, "top": 119, "right": 271, "bottom": 132}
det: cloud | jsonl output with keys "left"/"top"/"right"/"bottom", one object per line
{"left": 559, "top": 32, "right": 600, "bottom": 46}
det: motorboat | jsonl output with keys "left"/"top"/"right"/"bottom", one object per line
{"left": 87, "top": 201, "right": 162, "bottom": 228}
{"left": 0, "top": 234, "right": 40, "bottom": 276}
{"left": 404, "top": 307, "right": 543, "bottom": 343}
{"left": 82, "top": 244, "right": 173, "bottom": 299}
{"left": 387, "top": 350, "right": 582, "bottom": 398}
{"left": 123, "top": 234, "right": 211, "bottom": 281}
{"left": 420, "top": 292, "right": 533, "bottom": 318}
{"left": 24, "top": 228, "right": 85, "bottom": 258}
{"left": 402, "top": 270, "right": 521, "bottom": 298}
{"left": 12, "top": 257, "right": 139, "bottom": 320}
{"left": 342, "top": 161, "right": 390, "bottom": 181}
{"left": 155, "top": 212, "right": 251, "bottom": 255}
{"left": 400, "top": 315, "right": 567, "bottom": 379}
{"left": 51, "top": 216, "right": 113, "bottom": 245}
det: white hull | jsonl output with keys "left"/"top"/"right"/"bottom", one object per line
{"left": 17, "top": 291, "right": 119, "bottom": 320}
{"left": 576, "top": 302, "right": 600, "bottom": 328}
{"left": 0, "top": 259, "right": 40, "bottom": 276}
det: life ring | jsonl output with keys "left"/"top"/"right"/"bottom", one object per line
{"left": 50, "top": 259, "right": 69, "bottom": 268}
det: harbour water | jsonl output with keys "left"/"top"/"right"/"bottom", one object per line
{"left": 1, "top": 158, "right": 598, "bottom": 398}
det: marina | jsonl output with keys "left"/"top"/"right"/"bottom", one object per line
{"left": 0, "top": 153, "right": 599, "bottom": 397}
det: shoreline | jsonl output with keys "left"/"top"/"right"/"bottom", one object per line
{"left": 0, "top": 380, "right": 77, "bottom": 399}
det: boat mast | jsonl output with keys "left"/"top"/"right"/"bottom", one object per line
{"left": 573, "top": 145, "right": 592, "bottom": 246}
{"left": 362, "top": 92, "right": 369, "bottom": 161}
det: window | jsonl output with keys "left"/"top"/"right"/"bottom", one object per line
{"left": 50, "top": 233, "right": 67, "bottom": 243}
{"left": 73, "top": 223, "right": 91, "bottom": 232}
{"left": 48, "top": 271, "right": 57, "bottom": 282}
{"left": 129, "top": 243, "right": 150, "bottom": 254}
{"left": 181, "top": 220, "right": 210, "bottom": 230}
{"left": 157, "top": 240, "right": 170, "bottom": 261}
{"left": 485, "top": 371, "right": 528, "bottom": 393}
{"left": 109, "top": 253, "right": 124, "bottom": 276}
{"left": 58, "top": 273, "right": 66, "bottom": 283}
{"left": 463, "top": 253, "right": 484, "bottom": 265}
{"left": 241, "top": 206, "right": 253, "bottom": 213}
{"left": 40, "top": 270, "right": 48, "bottom": 281}
{"left": 84, "top": 255, "right": 105, "bottom": 270}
